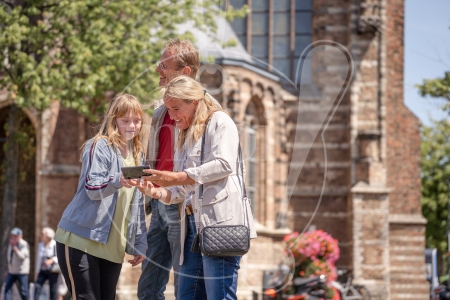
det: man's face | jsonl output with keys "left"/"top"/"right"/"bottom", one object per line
{"left": 156, "top": 49, "right": 189, "bottom": 87}
{"left": 9, "top": 234, "right": 19, "bottom": 246}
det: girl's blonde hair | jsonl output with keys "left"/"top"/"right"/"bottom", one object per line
{"left": 93, "top": 94, "right": 144, "bottom": 165}
{"left": 163, "top": 76, "right": 225, "bottom": 149}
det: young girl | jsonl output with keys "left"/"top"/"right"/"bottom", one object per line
{"left": 54, "top": 94, "right": 147, "bottom": 300}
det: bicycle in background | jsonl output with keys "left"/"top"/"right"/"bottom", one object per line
{"left": 330, "top": 269, "right": 371, "bottom": 300}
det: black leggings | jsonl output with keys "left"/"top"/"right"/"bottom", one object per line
{"left": 56, "top": 242, "right": 122, "bottom": 300}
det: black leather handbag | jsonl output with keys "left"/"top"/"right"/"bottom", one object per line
{"left": 190, "top": 127, "right": 251, "bottom": 257}
{"left": 199, "top": 224, "right": 250, "bottom": 257}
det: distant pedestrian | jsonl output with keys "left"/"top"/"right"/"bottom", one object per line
{"left": 54, "top": 94, "right": 147, "bottom": 300}
{"left": 34, "top": 227, "right": 58, "bottom": 300}
{"left": 4, "top": 227, "right": 30, "bottom": 300}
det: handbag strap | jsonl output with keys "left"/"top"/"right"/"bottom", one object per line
{"left": 196, "top": 126, "right": 208, "bottom": 234}
{"left": 198, "top": 126, "right": 207, "bottom": 199}
{"left": 237, "top": 144, "right": 247, "bottom": 199}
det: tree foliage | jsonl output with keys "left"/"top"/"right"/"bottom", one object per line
{"left": 421, "top": 120, "right": 450, "bottom": 252}
{"left": 416, "top": 71, "right": 450, "bottom": 113}
{"left": 0, "top": 0, "right": 247, "bottom": 119}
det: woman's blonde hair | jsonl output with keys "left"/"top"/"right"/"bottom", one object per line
{"left": 163, "top": 76, "right": 225, "bottom": 149}
{"left": 42, "top": 227, "right": 55, "bottom": 240}
{"left": 92, "top": 94, "right": 144, "bottom": 165}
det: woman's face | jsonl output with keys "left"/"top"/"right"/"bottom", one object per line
{"left": 40, "top": 232, "right": 50, "bottom": 244}
{"left": 165, "top": 97, "right": 198, "bottom": 130}
{"left": 116, "top": 111, "right": 142, "bottom": 142}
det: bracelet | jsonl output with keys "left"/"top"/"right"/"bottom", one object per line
{"left": 156, "top": 189, "right": 162, "bottom": 200}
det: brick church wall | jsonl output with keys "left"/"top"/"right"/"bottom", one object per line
{"left": 385, "top": 0, "right": 421, "bottom": 215}
{"left": 384, "top": 0, "right": 428, "bottom": 298}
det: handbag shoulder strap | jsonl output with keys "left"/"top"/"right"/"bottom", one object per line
{"left": 199, "top": 126, "right": 207, "bottom": 199}
{"left": 237, "top": 144, "right": 247, "bottom": 199}
{"left": 195, "top": 124, "right": 208, "bottom": 234}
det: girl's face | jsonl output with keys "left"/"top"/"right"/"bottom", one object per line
{"left": 116, "top": 111, "right": 142, "bottom": 142}
{"left": 165, "top": 97, "right": 198, "bottom": 130}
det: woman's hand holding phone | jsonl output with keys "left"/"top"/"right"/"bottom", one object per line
{"left": 141, "top": 169, "right": 194, "bottom": 187}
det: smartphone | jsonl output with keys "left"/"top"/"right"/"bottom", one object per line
{"left": 121, "top": 165, "right": 152, "bottom": 179}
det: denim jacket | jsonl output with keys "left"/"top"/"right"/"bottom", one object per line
{"left": 57, "top": 138, "right": 147, "bottom": 256}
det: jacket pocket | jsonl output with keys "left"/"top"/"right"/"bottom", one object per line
{"left": 201, "top": 188, "right": 232, "bottom": 224}
{"left": 187, "top": 145, "right": 212, "bottom": 167}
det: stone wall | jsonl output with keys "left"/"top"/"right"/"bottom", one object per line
{"left": 384, "top": 0, "right": 428, "bottom": 297}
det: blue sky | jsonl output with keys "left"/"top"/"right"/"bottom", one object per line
{"left": 404, "top": 0, "right": 450, "bottom": 125}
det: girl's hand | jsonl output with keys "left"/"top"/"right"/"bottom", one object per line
{"left": 120, "top": 174, "right": 133, "bottom": 188}
{"left": 128, "top": 254, "right": 145, "bottom": 267}
{"left": 128, "top": 178, "right": 161, "bottom": 198}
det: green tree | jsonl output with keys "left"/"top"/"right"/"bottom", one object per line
{"left": 0, "top": 0, "right": 246, "bottom": 117}
{"left": 421, "top": 120, "right": 450, "bottom": 253}
{"left": 0, "top": 0, "right": 247, "bottom": 282}
{"left": 417, "top": 71, "right": 450, "bottom": 112}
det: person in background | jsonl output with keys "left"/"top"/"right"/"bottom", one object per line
{"left": 34, "top": 227, "right": 59, "bottom": 300}
{"left": 4, "top": 227, "right": 30, "bottom": 300}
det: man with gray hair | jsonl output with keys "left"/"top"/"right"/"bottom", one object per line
{"left": 4, "top": 227, "right": 30, "bottom": 300}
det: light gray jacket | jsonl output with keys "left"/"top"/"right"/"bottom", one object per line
{"left": 7, "top": 239, "right": 30, "bottom": 275}
{"left": 57, "top": 138, "right": 147, "bottom": 256}
{"left": 166, "top": 111, "right": 257, "bottom": 264}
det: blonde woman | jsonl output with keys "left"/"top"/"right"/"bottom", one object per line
{"left": 130, "top": 76, "right": 257, "bottom": 299}
{"left": 34, "top": 227, "right": 58, "bottom": 300}
{"left": 54, "top": 94, "right": 147, "bottom": 300}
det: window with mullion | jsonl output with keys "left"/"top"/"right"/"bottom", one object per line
{"left": 227, "top": 0, "right": 313, "bottom": 83}
{"left": 246, "top": 126, "right": 257, "bottom": 218}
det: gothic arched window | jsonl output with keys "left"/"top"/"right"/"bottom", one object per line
{"left": 243, "top": 100, "right": 263, "bottom": 221}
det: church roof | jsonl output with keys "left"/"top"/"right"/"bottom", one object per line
{"left": 183, "top": 18, "right": 281, "bottom": 82}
